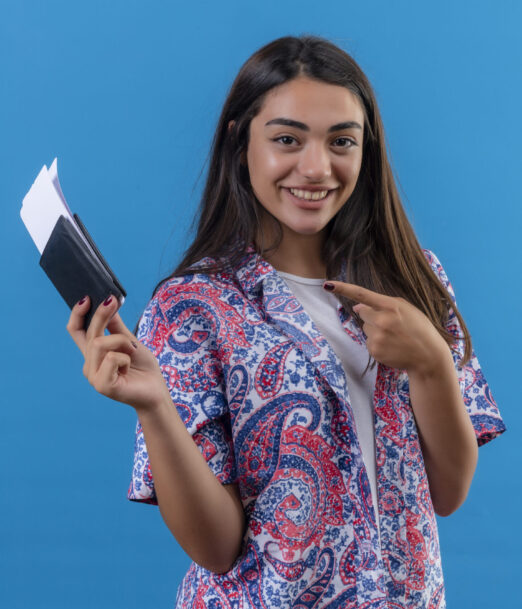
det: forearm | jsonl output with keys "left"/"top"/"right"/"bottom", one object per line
{"left": 408, "top": 345, "right": 478, "bottom": 516}
{"left": 66, "top": 297, "right": 245, "bottom": 570}
{"left": 136, "top": 392, "right": 245, "bottom": 573}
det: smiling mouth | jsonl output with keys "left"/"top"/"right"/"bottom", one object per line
{"left": 283, "top": 187, "right": 336, "bottom": 210}
{"left": 287, "top": 187, "right": 331, "bottom": 201}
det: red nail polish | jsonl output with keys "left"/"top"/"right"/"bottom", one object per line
{"left": 103, "top": 295, "right": 113, "bottom": 306}
{"left": 323, "top": 282, "right": 335, "bottom": 291}
{"left": 78, "top": 296, "right": 87, "bottom": 305}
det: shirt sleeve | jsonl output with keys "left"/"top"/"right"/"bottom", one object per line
{"left": 423, "top": 249, "right": 506, "bottom": 446}
{"left": 127, "top": 276, "right": 237, "bottom": 505}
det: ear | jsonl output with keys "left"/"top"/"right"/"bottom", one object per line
{"left": 228, "top": 120, "right": 247, "bottom": 166}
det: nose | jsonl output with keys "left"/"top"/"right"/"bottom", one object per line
{"left": 297, "top": 142, "right": 332, "bottom": 181}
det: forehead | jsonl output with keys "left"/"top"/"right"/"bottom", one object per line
{"left": 256, "top": 77, "right": 364, "bottom": 128}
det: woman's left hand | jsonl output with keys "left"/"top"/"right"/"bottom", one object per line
{"left": 324, "top": 281, "right": 450, "bottom": 374}
{"left": 325, "top": 281, "right": 478, "bottom": 517}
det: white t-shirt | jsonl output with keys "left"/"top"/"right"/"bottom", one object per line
{"left": 278, "top": 271, "right": 379, "bottom": 530}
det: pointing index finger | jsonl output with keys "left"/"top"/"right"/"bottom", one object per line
{"left": 323, "top": 281, "right": 389, "bottom": 309}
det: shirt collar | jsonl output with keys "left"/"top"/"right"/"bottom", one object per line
{"left": 234, "top": 245, "right": 347, "bottom": 308}
{"left": 235, "top": 246, "right": 278, "bottom": 299}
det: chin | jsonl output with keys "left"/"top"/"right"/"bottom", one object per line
{"left": 300, "top": 226, "right": 324, "bottom": 235}
{"left": 287, "top": 225, "right": 327, "bottom": 237}
{"left": 287, "top": 217, "right": 330, "bottom": 234}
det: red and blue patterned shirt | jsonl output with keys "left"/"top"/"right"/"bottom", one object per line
{"left": 128, "top": 248, "right": 505, "bottom": 608}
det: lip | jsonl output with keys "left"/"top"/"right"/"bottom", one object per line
{"left": 283, "top": 187, "right": 335, "bottom": 210}
{"left": 283, "top": 185, "right": 338, "bottom": 192}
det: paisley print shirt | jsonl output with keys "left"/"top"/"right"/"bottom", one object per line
{"left": 128, "top": 248, "right": 505, "bottom": 609}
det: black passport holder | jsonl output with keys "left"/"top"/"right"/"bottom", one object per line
{"left": 39, "top": 214, "right": 126, "bottom": 329}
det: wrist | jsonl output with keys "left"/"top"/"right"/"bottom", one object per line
{"left": 407, "top": 340, "right": 454, "bottom": 380}
{"left": 133, "top": 383, "right": 175, "bottom": 420}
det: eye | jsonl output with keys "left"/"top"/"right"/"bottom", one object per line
{"left": 273, "top": 135, "right": 299, "bottom": 146}
{"left": 332, "top": 137, "right": 356, "bottom": 149}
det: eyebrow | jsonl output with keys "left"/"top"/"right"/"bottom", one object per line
{"left": 264, "top": 117, "right": 363, "bottom": 132}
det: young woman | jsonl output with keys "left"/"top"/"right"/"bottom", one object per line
{"left": 67, "top": 36, "right": 505, "bottom": 608}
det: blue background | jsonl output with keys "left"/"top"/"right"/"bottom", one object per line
{"left": 1, "top": 1, "right": 520, "bottom": 606}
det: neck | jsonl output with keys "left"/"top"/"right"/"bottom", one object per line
{"left": 259, "top": 223, "right": 327, "bottom": 278}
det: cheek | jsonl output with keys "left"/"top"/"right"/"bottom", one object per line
{"left": 248, "top": 147, "right": 292, "bottom": 186}
{"left": 265, "top": 153, "right": 288, "bottom": 174}
{"left": 337, "top": 156, "right": 363, "bottom": 185}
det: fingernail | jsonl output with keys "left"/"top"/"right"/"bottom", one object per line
{"left": 103, "top": 295, "right": 113, "bottom": 306}
{"left": 131, "top": 341, "right": 138, "bottom": 349}
{"left": 78, "top": 296, "right": 87, "bottom": 305}
{"left": 323, "top": 282, "right": 335, "bottom": 292}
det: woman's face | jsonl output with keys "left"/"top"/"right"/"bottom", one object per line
{"left": 246, "top": 76, "right": 365, "bottom": 239}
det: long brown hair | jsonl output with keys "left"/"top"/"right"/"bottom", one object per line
{"left": 150, "top": 35, "right": 471, "bottom": 364}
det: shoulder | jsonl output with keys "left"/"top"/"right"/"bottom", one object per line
{"left": 137, "top": 263, "right": 252, "bottom": 361}
{"left": 138, "top": 263, "right": 244, "bottom": 339}
{"left": 422, "top": 248, "right": 445, "bottom": 278}
{"left": 152, "top": 267, "right": 241, "bottom": 313}
{"left": 421, "top": 248, "right": 456, "bottom": 300}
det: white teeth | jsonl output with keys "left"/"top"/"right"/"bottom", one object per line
{"left": 289, "top": 188, "right": 329, "bottom": 201}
